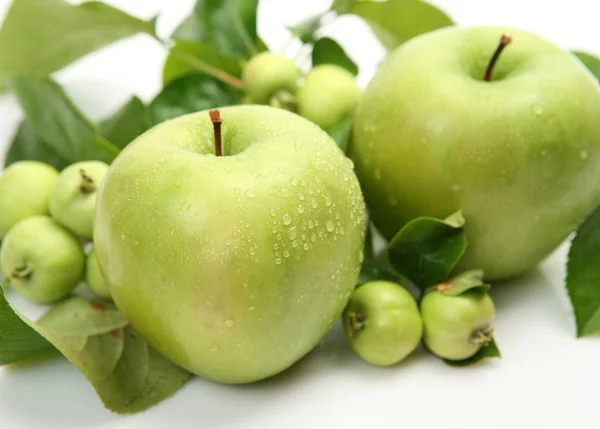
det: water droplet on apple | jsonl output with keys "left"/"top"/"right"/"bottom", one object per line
{"left": 282, "top": 213, "right": 292, "bottom": 225}
{"left": 325, "top": 197, "right": 332, "bottom": 207}
{"left": 242, "top": 283, "right": 248, "bottom": 288}
{"left": 297, "top": 205, "right": 305, "bottom": 214}
{"left": 121, "top": 234, "right": 126, "bottom": 240}
{"left": 209, "top": 344, "right": 219, "bottom": 352}
{"left": 373, "top": 169, "right": 382, "bottom": 180}
{"left": 540, "top": 150, "right": 548, "bottom": 157}
{"left": 290, "top": 177, "right": 298, "bottom": 186}
{"left": 181, "top": 201, "right": 191, "bottom": 212}
{"left": 310, "top": 233, "right": 317, "bottom": 242}
{"left": 249, "top": 306, "right": 256, "bottom": 311}
{"left": 281, "top": 187, "right": 289, "bottom": 193}
{"left": 275, "top": 258, "right": 282, "bottom": 265}
{"left": 288, "top": 227, "right": 297, "bottom": 240}
{"left": 326, "top": 220, "right": 335, "bottom": 232}
{"left": 580, "top": 150, "right": 589, "bottom": 160}
{"left": 310, "top": 198, "right": 318, "bottom": 208}
{"left": 175, "top": 180, "right": 182, "bottom": 188}
{"left": 292, "top": 240, "right": 298, "bottom": 248}
{"left": 303, "top": 243, "right": 310, "bottom": 250}
{"left": 245, "top": 189, "right": 256, "bottom": 198}
{"left": 452, "top": 184, "right": 462, "bottom": 192}
{"left": 531, "top": 104, "right": 543, "bottom": 115}
{"left": 283, "top": 250, "right": 290, "bottom": 258}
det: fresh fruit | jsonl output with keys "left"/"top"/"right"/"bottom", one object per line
{"left": 352, "top": 26, "right": 600, "bottom": 281}
{"left": 94, "top": 105, "right": 366, "bottom": 384}
{"left": 85, "top": 248, "right": 111, "bottom": 300}
{"left": 0, "top": 161, "right": 58, "bottom": 238}
{"left": 0, "top": 216, "right": 85, "bottom": 304}
{"left": 297, "top": 64, "right": 360, "bottom": 129}
{"left": 242, "top": 52, "right": 302, "bottom": 104}
{"left": 343, "top": 281, "right": 422, "bottom": 366}
{"left": 49, "top": 161, "right": 110, "bottom": 238}
{"left": 421, "top": 288, "right": 495, "bottom": 361}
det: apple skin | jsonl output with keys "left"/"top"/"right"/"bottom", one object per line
{"left": 0, "top": 161, "right": 58, "bottom": 238}
{"left": 0, "top": 216, "right": 85, "bottom": 303}
{"left": 49, "top": 161, "right": 109, "bottom": 238}
{"left": 85, "top": 249, "right": 111, "bottom": 300}
{"left": 94, "top": 105, "right": 366, "bottom": 384}
{"left": 352, "top": 26, "right": 600, "bottom": 281}
{"left": 298, "top": 65, "right": 360, "bottom": 129}
{"left": 242, "top": 52, "right": 301, "bottom": 104}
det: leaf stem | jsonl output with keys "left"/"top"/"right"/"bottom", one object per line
{"left": 169, "top": 47, "right": 244, "bottom": 89}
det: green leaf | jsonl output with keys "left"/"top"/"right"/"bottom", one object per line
{"left": 0, "top": 283, "right": 54, "bottom": 365}
{"left": 357, "top": 266, "right": 397, "bottom": 286}
{"left": 8, "top": 77, "right": 120, "bottom": 164}
{"left": 149, "top": 73, "right": 241, "bottom": 126}
{"left": 0, "top": 0, "right": 156, "bottom": 78}
{"left": 346, "top": 0, "right": 453, "bottom": 50}
{"left": 566, "top": 204, "right": 600, "bottom": 337}
{"left": 99, "top": 97, "right": 150, "bottom": 149}
{"left": 288, "top": 13, "right": 328, "bottom": 44}
{"left": 172, "top": 0, "right": 208, "bottom": 41}
{"left": 0, "top": 290, "right": 190, "bottom": 414}
{"left": 331, "top": 0, "right": 357, "bottom": 13}
{"left": 312, "top": 37, "right": 358, "bottom": 75}
{"left": 444, "top": 338, "right": 501, "bottom": 366}
{"left": 163, "top": 40, "right": 243, "bottom": 85}
{"left": 37, "top": 297, "right": 128, "bottom": 337}
{"left": 4, "top": 120, "right": 70, "bottom": 170}
{"left": 204, "top": 0, "right": 259, "bottom": 58}
{"left": 573, "top": 51, "right": 600, "bottom": 81}
{"left": 325, "top": 115, "right": 353, "bottom": 152}
{"left": 437, "top": 270, "right": 490, "bottom": 296}
{"left": 387, "top": 211, "right": 467, "bottom": 289}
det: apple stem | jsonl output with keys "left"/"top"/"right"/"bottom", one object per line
{"left": 79, "top": 169, "right": 96, "bottom": 194}
{"left": 209, "top": 109, "right": 223, "bottom": 157}
{"left": 348, "top": 311, "right": 365, "bottom": 331}
{"left": 11, "top": 263, "right": 33, "bottom": 280}
{"left": 484, "top": 34, "right": 512, "bottom": 81}
{"left": 469, "top": 326, "right": 494, "bottom": 347}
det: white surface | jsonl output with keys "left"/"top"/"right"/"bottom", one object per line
{"left": 1, "top": 0, "right": 600, "bottom": 428}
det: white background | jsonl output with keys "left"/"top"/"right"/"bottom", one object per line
{"left": 1, "top": 1, "right": 600, "bottom": 428}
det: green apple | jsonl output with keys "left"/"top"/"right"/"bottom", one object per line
{"left": 343, "top": 281, "right": 422, "bottom": 366}
{"left": 94, "top": 105, "right": 365, "bottom": 383}
{"left": 352, "top": 26, "right": 600, "bottom": 281}
{"left": 297, "top": 65, "right": 360, "bottom": 129}
{"left": 421, "top": 288, "right": 495, "bottom": 361}
{"left": 242, "top": 52, "right": 302, "bottom": 104}
{"left": 86, "top": 248, "right": 111, "bottom": 300}
{"left": 0, "top": 216, "right": 85, "bottom": 303}
{"left": 0, "top": 161, "right": 58, "bottom": 238}
{"left": 49, "top": 161, "right": 109, "bottom": 238}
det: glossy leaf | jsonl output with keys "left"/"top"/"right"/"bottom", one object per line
{"left": 437, "top": 270, "right": 490, "bottom": 296}
{"left": 172, "top": 0, "right": 208, "bottom": 41}
{"left": 99, "top": 97, "right": 150, "bottom": 149}
{"left": 150, "top": 73, "right": 241, "bottom": 125}
{"left": 0, "top": 0, "right": 156, "bottom": 78}
{"left": 331, "top": 0, "right": 357, "bottom": 14}
{"left": 5, "top": 120, "right": 70, "bottom": 170}
{"left": 0, "top": 284, "right": 54, "bottom": 365}
{"left": 325, "top": 114, "right": 353, "bottom": 152}
{"left": 573, "top": 51, "right": 600, "bottom": 81}
{"left": 566, "top": 204, "right": 600, "bottom": 337}
{"left": 347, "top": 0, "right": 453, "bottom": 50}
{"left": 163, "top": 40, "right": 243, "bottom": 85}
{"left": 387, "top": 212, "right": 467, "bottom": 289}
{"left": 8, "top": 77, "right": 120, "bottom": 164}
{"left": 312, "top": 37, "right": 358, "bottom": 75}
{"left": 204, "top": 0, "right": 259, "bottom": 58}
{"left": 444, "top": 338, "right": 501, "bottom": 366}
{"left": 288, "top": 13, "right": 328, "bottom": 44}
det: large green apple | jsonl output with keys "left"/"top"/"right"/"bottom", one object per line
{"left": 352, "top": 26, "right": 600, "bottom": 281}
{"left": 94, "top": 105, "right": 365, "bottom": 383}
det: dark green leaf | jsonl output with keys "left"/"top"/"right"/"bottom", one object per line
{"left": 204, "top": 0, "right": 259, "bottom": 58}
{"left": 325, "top": 115, "right": 353, "bottom": 152}
{"left": 444, "top": 338, "right": 501, "bottom": 366}
{"left": 99, "top": 97, "right": 150, "bottom": 149}
{"left": 172, "top": 0, "right": 208, "bottom": 41}
{"left": 0, "top": 283, "right": 54, "bottom": 365}
{"left": 163, "top": 40, "right": 243, "bottom": 85}
{"left": 0, "top": 0, "right": 156, "bottom": 78}
{"left": 347, "top": 0, "right": 453, "bottom": 50}
{"left": 387, "top": 211, "right": 467, "bottom": 289}
{"left": 37, "top": 297, "right": 128, "bottom": 336}
{"left": 438, "top": 270, "right": 490, "bottom": 296}
{"left": 573, "top": 51, "right": 600, "bottom": 81}
{"left": 288, "top": 13, "right": 328, "bottom": 44}
{"left": 93, "top": 327, "right": 190, "bottom": 414}
{"left": 149, "top": 73, "right": 241, "bottom": 125}
{"left": 312, "top": 37, "right": 358, "bottom": 75}
{"left": 357, "top": 266, "right": 397, "bottom": 286}
{"left": 566, "top": 204, "right": 600, "bottom": 337}
{"left": 5, "top": 120, "right": 70, "bottom": 170}
{"left": 8, "top": 77, "right": 120, "bottom": 164}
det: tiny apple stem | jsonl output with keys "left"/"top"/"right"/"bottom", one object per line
{"left": 469, "top": 326, "right": 494, "bottom": 347}
{"left": 79, "top": 169, "right": 96, "bottom": 193}
{"left": 483, "top": 34, "right": 512, "bottom": 81}
{"left": 11, "top": 263, "right": 33, "bottom": 280}
{"left": 349, "top": 311, "right": 365, "bottom": 331}
{"left": 209, "top": 110, "right": 223, "bottom": 157}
